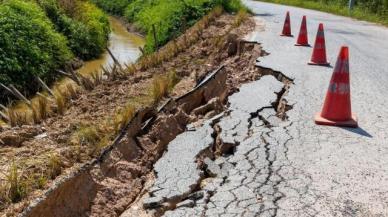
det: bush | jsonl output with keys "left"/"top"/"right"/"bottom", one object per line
{"left": 91, "top": 0, "right": 131, "bottom": 15}
{"left": 72, "top": 1, "right": 110, "bottom": 59}
{"left": 38, "top": 0, "right": 110, "bottom": 60}
{"left": 0, "top": 0, "right": 73, "bottom": 92}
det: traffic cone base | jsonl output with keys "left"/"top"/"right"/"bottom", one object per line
{"left": 295, "top": 43, "right": 310, "bottom": 47}
{"left": 281, "top": 34, "right": 294, "bottom": 37}
{"left": 315, "top": 112, "right": 358, "bottom": 128}
{"left": 308, "top": 61, "right": 330, "bottom": 66}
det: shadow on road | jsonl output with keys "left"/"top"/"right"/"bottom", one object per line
{"left": 342, "top": 126, "right": 373, "bottom": 138}
{"left": 253, "top": 12, "right": 275, "bottom": 17}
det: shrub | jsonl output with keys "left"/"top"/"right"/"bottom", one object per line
{"left": 71, "top": 1, "right": 110, "bottom": 59}
{"left": 91, "top": 0, "right": 131, "bottom": 15}
{"left": 0, "top": 0, "right": 73, "bottom": 93}
{"left": 38, "top": 0, "right": 110, "bottom": 60}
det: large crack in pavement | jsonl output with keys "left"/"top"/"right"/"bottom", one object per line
{"left": 127, "top": 69, "right": 310, "bottom": 217}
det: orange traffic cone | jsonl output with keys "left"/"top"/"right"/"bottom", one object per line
{"left": 315, "top": 46, "right": 358, "bottom": 128}
{"left": 308, "top": 23, "right": 330, "bottom": 66}
{"left": 295, "top": 16, "right": 309, "bottom": 46}
{"left": 280, "top": 11, "right": 292, "bottom": 37}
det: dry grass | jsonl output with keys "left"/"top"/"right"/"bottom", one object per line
{"left": 31, "top": 95, "right": 49, "bottom": 124}
{"left": 113, "top": 104, "right": 135, "bottom": 133}
{"left": 90, "top": 70, "right": 103, "bottom": 86}
{"left": 79, "top": 74, "right": 95, "bottom": 90}
{"left": 6, "top": 163, "right": 28, "bottom": 204}
{"left": 70, "top": 124, "right": 100, "bottom": 146}
{"left": 151, "top": 75, "right": 169, "bottom": 102}
{"left": 233, "top": 9, "right": 249, "bottom": 27}
{"left": 151, "top": 70, "right": 181, "bottom": 102}
{"left": 54, "top": 89, "right": 66, "bottom": 115}
{"left": 66, "top": 83, "right": 78, "bottom": 99}
{"left": 46, "top": 154, "right": 62, "bottom": 179}
{"left": 167, "top": 70, "right": 179, "bottom": 91}
{"left": 69, "top": 123, "right": 105, "bottom": 158}
{"left": 0, "top": 182, "right": 8, "bottom": 210}
{"left": 7, "top": 108, "right": 27, "bottom": 127}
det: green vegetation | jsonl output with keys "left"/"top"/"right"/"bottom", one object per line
{"left": 0, "top": 0, "right": 72, "bottom": 92}
{"left": 93, "top": 0, "right": 246, "bottom": 53}
{"left": 258, "top": 0, "right": 388, "bottom": 26}
{"left": 92, "top": 0, "right": 131, "bottom": 15}
{"left": 38, "top": 0, "right": 110, "bottom": 60}
{"left": 0, "top": 0, "right": 110, "bottom": 101}
{"left": 125, "top": 0, "right": 246, "bottom": 52}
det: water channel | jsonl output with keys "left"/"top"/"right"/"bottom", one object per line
{"left": 78, "top": 16, "right": 145, "bottom": 75}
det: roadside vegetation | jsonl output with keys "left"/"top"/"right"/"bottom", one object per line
{"left": 93, "top": 0, "right": 247, "bottom": 53}
{"left": 0, "top": 0, "right": 109, "bottom": 101}
{"left": 258, "top": 0, "right": 388, "bottom": 26}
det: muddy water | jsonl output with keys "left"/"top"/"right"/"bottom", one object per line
{"left": 78, "top": 16, "right": 145, "bottom": 75}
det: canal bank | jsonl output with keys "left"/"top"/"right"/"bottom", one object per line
{"left": 1, "top": 17, "right": 145, "bottom": 126}
{"left": 78, "top": 16, "right": 145, "bottom": 76}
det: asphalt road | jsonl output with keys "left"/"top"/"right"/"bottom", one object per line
{"left": 243, "top": 1, "right": 388, "bottom": 216}
{"left": 125, "top": 2, "right": 388, "bottom": 216}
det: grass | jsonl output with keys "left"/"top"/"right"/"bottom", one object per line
{"left": 31, "top": 95, "right": 49, "bottom": 124}
{"left": 151, "top": 70, "right": 180, "bottom": 103}
{"left": 151, "top": 75, "right": 169, "bottom": 102}
{"left": 70, "top": 124, "right": 100, "bottom": 158}
{"left": 257, "top": 0, "right": 388, "bottom": 26}
{"left": 46, "top": 154, "right": 62, "bottom": 179}
{"left": 6, "top": 163, "right": 28, "bottom": 203}
{"left": 233, "top": 9, "right": 249, "bottom": 27}
{"left": 54, "top": 89, "right": 67, "bottom": 115}
{"left": 113, "top": 104, "right": 135, "bottom": 133}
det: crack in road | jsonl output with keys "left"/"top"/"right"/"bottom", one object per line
{"left": 140, "top": 73, "right": 305, "bottom": 217}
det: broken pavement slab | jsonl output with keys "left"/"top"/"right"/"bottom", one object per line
{"left": 143, "top": 114, "right": 224, "bottom": 210}
{"left": 140, "top": 75, "right": 286, "bottom": 216}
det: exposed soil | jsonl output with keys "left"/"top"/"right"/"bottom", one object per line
{"left": 0, "top": 11, "right": 261, "bottom": 217}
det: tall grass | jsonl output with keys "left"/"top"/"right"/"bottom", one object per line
{"left": 258, "top": 0, "right": 388, "bottom": 26}
{"left": 151, "top": 71, "right": 180, "bottom": 102}
{"left": 6, "top": 163, "right": 28, "bottom": 203}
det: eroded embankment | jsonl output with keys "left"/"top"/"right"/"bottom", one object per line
{"left": 121, "top": 48, "right": 295, "bottom": 217}
{"left": 10, "top": 16, "right": 265, "bottom": 217}
{"left": 0, "top": 11, "right": 256, "bottom": 216}
{"left": 20, "top": 65, "right": 227, "bottom": 217}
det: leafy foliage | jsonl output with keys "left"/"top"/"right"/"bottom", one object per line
{"left": 260, "top": 0, "right": 388, "bottom": 26}
{"left": 38, "top": 0, "right": 110, "bottom": 60}
{"left": 0, "top": 0, "right": 110, "bottom": 102}
{"left": 91, "top": 0, "right": 131, "bottom": 15}
{"left": 0, "top": 0, "right": 72, "bottom": 91}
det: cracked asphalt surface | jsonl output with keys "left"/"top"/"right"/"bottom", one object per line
{"left": 132, "top": 2, "right": 388, "bottom": 217}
